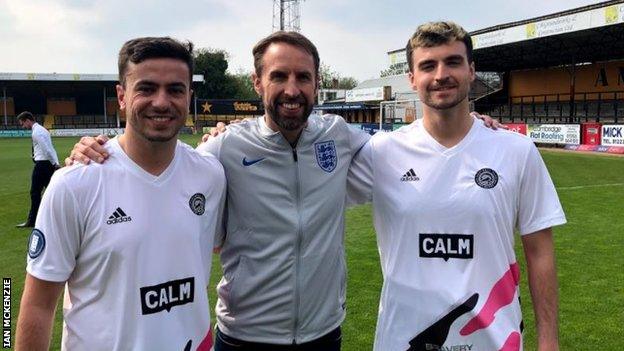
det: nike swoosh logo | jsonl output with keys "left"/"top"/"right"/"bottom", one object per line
{"left": 242, "top": 157, "right": 265, "bottom": 166}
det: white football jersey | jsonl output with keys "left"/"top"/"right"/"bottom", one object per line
{"left": 356, "top": 118, "right": 566, "bottom": 351}
{"left": 27, "top": 137, "right": 225, "bottom": 351}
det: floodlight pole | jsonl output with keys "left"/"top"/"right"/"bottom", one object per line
{"left": 280, "top": 0, "right": 285, "bottom": 30}
{"left": 2, "top": 86, "right": 6, "bottom": 126}
{"left": 273, "top": 0, "right": 301, "bottom": 32}
{"left": 103, "top": 87, "right": 108, "bottom": 125}
{"left": 379, "top": 101, "right": 383, "bottom": 131}
{"left": 193, "top": 94, "right": 198, "bottom": 130}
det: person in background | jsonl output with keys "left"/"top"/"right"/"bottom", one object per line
{"left": 16, "top": 111, "right": 60, "bottom": 228}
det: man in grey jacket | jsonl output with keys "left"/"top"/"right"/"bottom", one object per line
{"left": 199, "top": 31, "right": 370, "bottom": 350}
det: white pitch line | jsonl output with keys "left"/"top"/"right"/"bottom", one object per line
{"left": 557, "top": 183, "right": 624, "bottom": 190}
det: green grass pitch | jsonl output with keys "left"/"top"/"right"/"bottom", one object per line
{"left": 0, "top": 136, "right": 622, "bottom": 350}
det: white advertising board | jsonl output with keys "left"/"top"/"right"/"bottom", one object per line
{"left": 601, "top": 125, "right": 624, "bottom": 146}
{"left": 527, "top": 124, "right": 580, "bottom": 144}
{"left": 0, "top": 72, "right": 203, "bottom": 82}
{"left": 50, "top": 128, "right": 124, "bottom": 137}
{"left": 345, "top": 87, "right": 387, "bottom": 103}
{"left": 473, "top": 3, "right": 624, "bottom": 49}
{"left": 388, "top": 50, "right": 407, "bottom": 66}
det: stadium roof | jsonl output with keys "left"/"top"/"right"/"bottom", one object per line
{"left": 0, "top": 72, "right": 204, "bottom": 82}
{"left": 355, "top": 74, "right": 412, "bottom": 95}
{"left": 471, "top": 0, "right": 624, "bottom": 71}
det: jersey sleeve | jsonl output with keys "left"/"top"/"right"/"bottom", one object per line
{"left": 27, "top": 173, "right": 82, "bottom": 282}
{"left": 196, "top": 135, "right": 227, "bottom": 248}
{"left": 517, "top": 144, "right": 567, "bottom": 235}
{"left": 346, "top": 137, "right": 373, "bottom": 207}
{"left": 212, "top": 163, "right": 227, "bottom": 251}
{"left": 195, "top": 133, "right": 223, "bottom": 158}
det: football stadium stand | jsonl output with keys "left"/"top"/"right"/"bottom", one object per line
{"left": 0, "top": 73, "right": 204, "bottom": 132}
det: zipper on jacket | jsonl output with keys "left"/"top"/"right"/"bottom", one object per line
{"left": 292, "top": 146, "right": 302, "bottom": 343}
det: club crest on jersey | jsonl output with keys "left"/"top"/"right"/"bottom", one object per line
{"left": 189, "top": 193, "right": 206, "bottom": 215}
{"left": 140, "top": 277, "right": 195, "bottom": 315}
{"left": 475, "top": 168, "right": 498, "bottom": 189}
{"left": 28, "top": 229, "right": 46, "bottom": 259}
{"left": 314, "top": 140, "right": 337, "bottom": 173}
{"left": 419, "top": 234, "right": 474, "bottom": 261}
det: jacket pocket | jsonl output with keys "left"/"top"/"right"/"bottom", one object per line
{"left": 298, "top": 245, "right": 346, "bottom": 331}
{"left": 217, "top": 255, "right": 248, "bottom": 315}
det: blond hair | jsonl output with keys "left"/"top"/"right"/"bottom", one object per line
{"left": 406, "top": 21, "right": 473, "bottom": 72}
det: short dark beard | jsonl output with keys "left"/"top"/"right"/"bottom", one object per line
{"left": 266, "top": 98, "right": 313, "bottom": 131}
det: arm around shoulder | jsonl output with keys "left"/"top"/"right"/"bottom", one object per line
{"left": 15, "top": 274, "right": 65, "bottom": 351}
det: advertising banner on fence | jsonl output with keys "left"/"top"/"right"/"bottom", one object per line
{"left": 0, "top": 130, "right": 31, "bottom": 138}
{"left": 359, "top": 123, "right": 393, "bottom": 135}
{"left": 50, "top": 128, "right": 124, "bottom": 137}
{"left": 601, "top": 125, "right": 624, "bottom": 146}
{"left": 527, "top": 124, "right": 580, "bottom": 144}
{"left": 566, "top": 143, "right": 624, "bottom": 155}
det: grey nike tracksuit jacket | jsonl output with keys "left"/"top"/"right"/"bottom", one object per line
{"left": 198, "top": 114, "right": 370, "bottom": 344}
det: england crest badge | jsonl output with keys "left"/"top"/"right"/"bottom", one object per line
{"left": 314, "top": 140, "right": 337, "bottom": 173}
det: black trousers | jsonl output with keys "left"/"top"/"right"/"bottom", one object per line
{"left": 27, "top": 160, "right": 56, "bottom": 224}
{"left": 215, "top": 327, "right": 341, "bottom": 351}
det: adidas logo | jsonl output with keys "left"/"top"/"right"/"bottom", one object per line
{"left": 106, "top": 207, "right": 132, "bottom": 225}
{"left": 401, "top": 168, "right": 420, "bottom": 182}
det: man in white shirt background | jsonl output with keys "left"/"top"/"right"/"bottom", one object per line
{"left": 16, "top": 111, "right": 60, "bottom": 228}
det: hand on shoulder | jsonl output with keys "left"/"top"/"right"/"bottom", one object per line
{"left": 65, "top": 135, "right": 110, "bottom": 166}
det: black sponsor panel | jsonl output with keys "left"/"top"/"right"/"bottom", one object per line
{"left": 198, "top": 99, "right": 264, "bottom": 115}
{"left": 408, "top": 294, "right": 479, "bottom": 351}
{"left": 419, "top": 234, "right": 474, "bottom": 261}
{"left": 140, "top": 277, "right": 195, "bottom": 315}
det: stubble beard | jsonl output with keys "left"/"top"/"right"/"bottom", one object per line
{"left": 423, "top": 78, "right": 471, "bottom": 111}
{"left": 128, "top": 110, "right": 181, "bottom": 143}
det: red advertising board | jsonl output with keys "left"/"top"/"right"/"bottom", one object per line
{"left": 503, "top": 123, "right": 527, "bottom": 135}
{"left": 581, "top": 123, "right": 601, "bottom": 145}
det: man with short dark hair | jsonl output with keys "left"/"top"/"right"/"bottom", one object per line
{"left": 351, "top": 21, "right": 566, "bottom": 351}
{"left": 16, "top": 111, "right": 60, "bottom": 228}
{"left": 15, "top": 37, "right": 225, "bottom": 350}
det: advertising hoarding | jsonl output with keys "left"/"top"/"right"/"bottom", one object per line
{"left": 527, "top": 124, "right": 580, "bottom": 144}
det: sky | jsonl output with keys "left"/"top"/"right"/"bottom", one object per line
{"left": 0, "top": 0, "right": 606, "bottom": 82}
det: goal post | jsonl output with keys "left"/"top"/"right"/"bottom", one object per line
{"left": 379, "top": 99, "right": 421, "bottom": 131}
